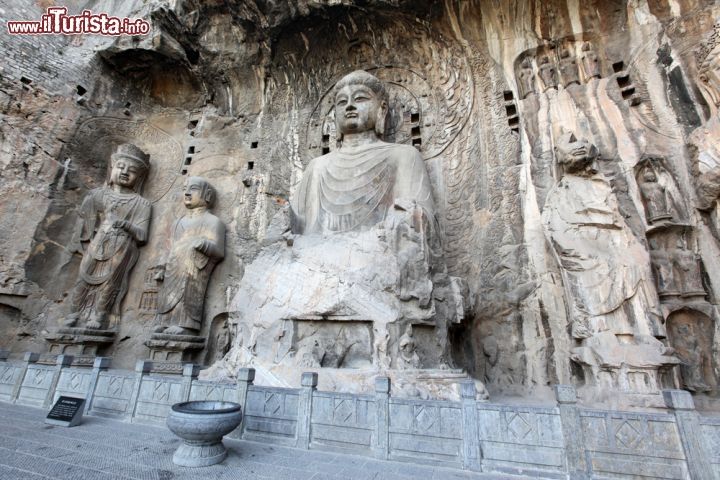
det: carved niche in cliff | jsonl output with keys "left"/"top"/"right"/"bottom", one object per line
{"left": 203, "top": 8, "right": 491, "bottom": 397}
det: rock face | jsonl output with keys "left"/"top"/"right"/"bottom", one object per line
{"left": 3, "top": 0, "right": 720, "bottom": 408}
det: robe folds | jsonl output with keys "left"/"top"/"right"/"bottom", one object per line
{"left": 72, "top": 188, "right": 151, "bottom": 318}
{"left": 156, "top": 211, "right": 225, "bottom": 332}
{"left": 290, "top": 142, "right": 435, "bottom": 234}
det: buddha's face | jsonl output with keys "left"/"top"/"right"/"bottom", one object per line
{"left": 334, "top": 83, "right": 385, "bottom": 135}
{"left": 110, "top": 157, "right": 144, "bottom": 188}
{"left": 643, "top": 170, "right": 657, "bottom": 182}
{"left": 183, "top": 178, "right": 208, "bottom": 209}
{"left": 556, "top": 134, "right": 599, "bottom": 174}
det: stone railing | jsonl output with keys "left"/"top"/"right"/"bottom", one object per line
{"left": 0, "top": 350, "right": 717, "bottom": 479}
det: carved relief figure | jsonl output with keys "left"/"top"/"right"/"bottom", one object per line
{"left": 648, "top": 238, "right": 680, "bottom": 299}
{"left": 517, "top": 57, "right": 536, "bottom": 99}
{"left": 290, "top": 70, "right": 435, "bottom": 235}
{"left": 543, "top": 132, "right": 675, "bottom": 389}
{"left": 558, "top": 48, "right": 580, "bottom": 87}
{"left": 155, "top": 177, "right": 225, "bottom": 335}
{"left": 673, "top": 238, "right": 706, "bottom": 299}
{"left": 538, "top": 56, "right": 559, "bottom": 91}
{"left": 638, "top": 168, "right": 672, "bottom": 224}
{"left": 397, "top": 324, "right": 420, "bottom": 369}
{"left": 581, "top": 42, "right": 601, "bottom": 80}
{"left": 667, "top": 311, "right": 715, "bottom": 393}
{"left": 65, "top": 144, "right": 152, "bottom": 330}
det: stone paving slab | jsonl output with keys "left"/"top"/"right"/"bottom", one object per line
{"left": 0, "top": 401, "right": 537, "bottom": 480}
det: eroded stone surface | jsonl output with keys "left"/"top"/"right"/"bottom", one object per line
{"left": 1, "top": 0, "right": 720, "bottom": 408}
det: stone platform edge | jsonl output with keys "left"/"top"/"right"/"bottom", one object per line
{"left": 0, "top": 351, "right": 717, "bottom": 480}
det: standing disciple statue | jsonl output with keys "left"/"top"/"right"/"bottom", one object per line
{"left": 65, "top": 143, "right": 152, "bottom": 330}
{"left": 155, "top": 177, "right": 225, "bottom": 335}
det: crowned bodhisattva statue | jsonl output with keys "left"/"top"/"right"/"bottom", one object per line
{"left": 65, "top": 143, "right": 152, "bottom": 331}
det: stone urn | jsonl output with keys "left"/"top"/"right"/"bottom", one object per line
{"left": 166, "top": 401, "right": 243, "bottom": 467}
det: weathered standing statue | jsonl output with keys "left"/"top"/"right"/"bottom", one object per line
{"left": 65, "top": 143, "right": 152, "bottom": 330}
{"left": 639, "top": 168, "right": 673, "bottom": 224}
{"left": 543, "top": 132, "right": 677, "bottom": 395}
{"left": 155, "top": 177, "right": 225, "bottom": 335}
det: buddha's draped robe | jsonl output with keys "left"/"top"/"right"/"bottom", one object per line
{"left": 290, "top": 143, "right": 435, "bottom": 234}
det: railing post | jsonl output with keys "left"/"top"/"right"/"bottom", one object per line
{"left": 297, "top": 372, "right": 317, "bottom": 449}
{"left": 663, "top": 390, "right": 716, "bottom": 480}
{"left": 554, "top": 385, "right": 588, "bottom": 479}
{"left": 374, "top": 376, "right": 390, "bottom": 460}
{"left": 230, "top": 367, "right": 255, "bottom": 439}
{"left": 84, "top": 357, "right": 110, "bottom": 414}
{"left": 181, "top": 364, "right": 200, "bottom": 401}
{"left": 43, "top": 354, "right": 73, "bottom": 408}
{"left": 461, "top": 380, "right": 482, "bottom": 471}
{"left": 128, "top": 360, "right": 152, "bottom": 421}
{"left": 12, "top": 352, "right": 39, "bottom": 403}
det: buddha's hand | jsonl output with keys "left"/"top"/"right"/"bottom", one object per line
{"left": 193, "top": 239, "right": 209, "bottom": 254}
{"left": 112, "top": 219, "right": 130, "bottom": 231}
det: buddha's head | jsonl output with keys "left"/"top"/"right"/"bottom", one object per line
{"left": 642, "top": 168, "right": 658, "bottom": 183}
{"left": 333, "top": 70, "right": 389, "bottom": 139}
{"left": 183, "top": 176, "right": 216, "bottom": 209}
{"left": 109, "top": 143, "right": 150, "bottom": 193}
{"left": 555, "top": 132, "right": 599, "bottom": 176}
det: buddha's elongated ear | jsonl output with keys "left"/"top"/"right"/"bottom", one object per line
{"left": 375, "top": 100, "right": 389, "bottom": 138}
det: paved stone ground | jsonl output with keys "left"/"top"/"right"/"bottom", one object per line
{"left": 0, "top": 402, "right": 536, "bottom": 480}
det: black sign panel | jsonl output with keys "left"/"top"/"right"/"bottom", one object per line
{"left": 46, "top": 396, "right": 85, "bottom": 427}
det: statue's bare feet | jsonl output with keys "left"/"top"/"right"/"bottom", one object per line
{"left": 85, "top": 311, "right": 105, "bottom": 330}
{"left": 85, "top": 320, "right": 102, "bottom": 329}
{"left": 163, "top": 325, "right": 191, "bottom": 335}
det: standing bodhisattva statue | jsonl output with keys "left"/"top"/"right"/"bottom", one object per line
{"left": 155, "top": 177, "right": 225, "bottom": 335}
{"left": 65, "top": 143, "right": 152, "bottom": 330}
{"left": 290, "top": 70, "right": 436, "bottom": 235}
